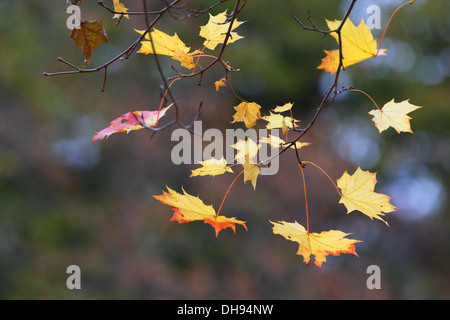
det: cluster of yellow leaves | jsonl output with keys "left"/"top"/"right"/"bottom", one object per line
{"left": 262, "top": 103, "right": 300, "bottom": 135}
{"left": 135, "top": 10, "right": 245, "bottom": 70}
{"left": 86, "top": 5, "right": 421, "bottom": 268}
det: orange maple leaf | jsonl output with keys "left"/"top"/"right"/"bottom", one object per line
{"left": 271, "top": 220, "right": 360, "bottom": 267}
{"left": 154, "top": 187, "right": 247, "bottom": 237}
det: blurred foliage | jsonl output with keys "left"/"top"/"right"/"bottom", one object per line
{"left": 0, "top": 0, "right": 449, "bottom": 299}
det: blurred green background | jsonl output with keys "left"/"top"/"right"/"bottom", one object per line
{"left": 0, "top": 0, "right": 449, "bottom": 299}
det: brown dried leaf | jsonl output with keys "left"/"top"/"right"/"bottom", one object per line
{"left": 69, "top": 19, "right": 109, "bottom": 65}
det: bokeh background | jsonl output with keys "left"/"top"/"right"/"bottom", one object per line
{"left": 0, "top": 0, "right": 449, "bottom": 299}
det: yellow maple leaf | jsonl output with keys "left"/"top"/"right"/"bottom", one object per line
{"left": 135, "top": 28, "right": 201, "bottom": 69}
{"left": 232, "top": 101, "right": 261, "bottom": 128}
{"left": 271, "top": 220, "right": 360, "bottom": 267}
{"left": 337, "top": 167, "right": 397, "bottom": 225}
{"left": 154, "top": 187, "right": 247, "bottom": 237}
{"left": 262, "top": 112, "right": 299, "bottom": 135}
{"left": 272, "top": 102, "right": 294, "bottom": 113}
{"left": 318, "top": 19, "right": 387, "bottom": 74}
{"left": 190, "top": 157, "right": 233, "bottom": 177}
{"left": 368, "top": 99, "right": 422, "bottom": 134}
{"left": 243, "top": 163, "right": 260, "bottom": 190}
{"left": 112, "top": 0, "right": 129, "bottom": 19}
{"left": 199, "top": 10, "right": 245, "bottom": 50}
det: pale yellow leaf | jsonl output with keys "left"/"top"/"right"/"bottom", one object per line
{"left": 368, "top": 99, "right": 422, "bottom": 134}
{"left": 190, "top": 157, "right": 233, "bottom": 177}
{"left": 337, "top": 167, "right": 397, "bottom": 225}
{"left": 199, "top": 10, "right": 245, "bottom": 50}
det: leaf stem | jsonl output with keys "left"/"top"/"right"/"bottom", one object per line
{"left": 302, "top": 161, "right": 342, "bottom": 197}
{"left": 298, "top": 163, "right": 310, "bottom": 234}
{"left": 216, "top": 169, "right": 245, "bottom": 216}
{"left": 350, "top": 87, "right": 380, "bottom": 111}
{"left": 376, "top": 0, "right": 416, "bottom": 56}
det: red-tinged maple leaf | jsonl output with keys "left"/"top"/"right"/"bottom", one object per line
{"left": 92, "top": 106, "right": 170, "bottom": 144}
{"left": 154, "top": 187, "right": 247, "bottom": 237}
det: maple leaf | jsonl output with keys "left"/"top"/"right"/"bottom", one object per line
{"left": 92, "top": 106, "right": 170, "bottom": 144}
{"left": 112, "top": 0, "right": 129, "bottom": 19}
{"left": 259, "top": 134, "right": 310, "bottom": 150}
{"left": 231, "top": 138, "right": 260, "bottom": 164}
{"left": 271, "top": 221, "right": 360, "bottom": 268}
{"left": 190, "top": 157, "right": 233, "bottom": 177}
{"left": 272, "top": 102, "right": 294, "bottom": 113}
{"left": 337, "top": 167, "right": 397, "bottom": 225}
{"left": 69, "top": 19, "right": 109, "bottom": 66}
{"left": 318, "top": 19, "right": 387, "bottom": 74}
{"left": 243, "top": 163, "right": 260, "bottom": 190}
{"left": 232, "top": 101, "right": 261, "bottom": 128}
{"left": 153, "top": 187, "right": 247, "bottom": 237}
{"left": 262, "top": 112, "right": 299, "bottom": 135}
{"left": 135, "top": 29, "right": 201, "bottom": 69}
{"left": 368, "top": 99, "right": 422, "bottom": 134}
{"left": 215, "top": 77, "right": 227, "bottom": 91}
{"left": 199, "top": 10, "right": 245, "bottom": 50}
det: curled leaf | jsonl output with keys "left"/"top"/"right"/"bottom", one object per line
{"left": 232, "top": 101, "right": 261, "bottom": 129}
{"left": 92, "top": 106, "right": 170, "bottom": 144}
{"left": 69, "top": 19, "right": 109, "bottom": 65}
